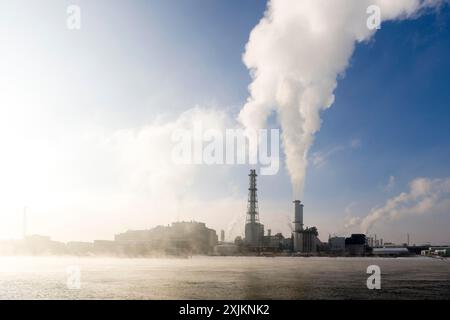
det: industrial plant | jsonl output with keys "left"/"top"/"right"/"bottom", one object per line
{"left": 0, "top": 169, "right": 448, "bottom": 258}
{"left": 215, "top": 169, "right": 450, "bottom": 258}
{"left": 234, "top": 169, "right": 321, "bottom": 255}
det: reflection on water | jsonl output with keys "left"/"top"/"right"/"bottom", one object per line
{"left": 0, "top": 256, "right": 449, "bottom": 299}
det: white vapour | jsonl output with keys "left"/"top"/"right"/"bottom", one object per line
{"left": 239, "top": 0, "right": 444, "bottom": 197}
{"left": 347, "top": 177, "right": 450, "bottom": 233}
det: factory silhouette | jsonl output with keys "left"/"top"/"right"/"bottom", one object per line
{"left": 235, "top": 169, "right": 320, "bottom": 254}
{"left": 0, "top": 169, "right": 449, "bottom": 258}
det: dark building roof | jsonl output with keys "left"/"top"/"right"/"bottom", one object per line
{"left": 345, "top": 234, "right": 366, "bottom": 245}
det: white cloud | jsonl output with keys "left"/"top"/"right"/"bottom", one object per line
{"left": 345, "top": 202, "right": 358, "bottom": 215}
{"left": 384, "top": 175, "right": 396, "bottom": 191}
{"left": 346, "top": 177, "right": 450, "bottom": 233}
{"left": 311, "top": 139, "right": 361, "bottom": 168}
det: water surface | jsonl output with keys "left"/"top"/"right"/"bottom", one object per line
{"left": 0, "top": 256, "right": 449, "bottom": 299}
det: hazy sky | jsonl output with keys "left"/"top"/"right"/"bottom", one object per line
{"left": 0, "top": 0, "right": 449, "bottom": 245}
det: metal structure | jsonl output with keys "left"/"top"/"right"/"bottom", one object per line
{"left": 244, "top": 170, "right": 264, "bottom": 247}
{"left": 246, "top": 170, "right": 259, "bottom": 225}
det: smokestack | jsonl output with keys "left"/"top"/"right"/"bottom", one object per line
{"left": 220, "top": 230, "right": 225, "bottom": 242}
{"left": 268, "top": 229, "right": 271, "bottom": 237}
{"left": 293, "top": 200, "right": 303, "bottom": 232}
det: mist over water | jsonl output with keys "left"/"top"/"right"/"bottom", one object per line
{"left": 0, "top": 256, "right": 449, "bottom": 299}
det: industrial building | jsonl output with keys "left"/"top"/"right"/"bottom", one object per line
{"left": 241, "top": 169, "right": 321, "bottom": 254}
{"left": 66, "top": 241, "right": 94, "bottom": 255}
{"left": 115, "top": 221, "right": 218, "bottom": 256}
{"left": 0, "top": 235, "right": 66, "bottom": 256}
{"left": 345, "top": 234, "right": 367, "bottom": 256}
{"left": 372, "top": 247, "right": 410, "bottom": 256}
{"left": 263, "top": 230, "right": 290, "bottom": 250}
{"left": 214, "top": 243, "right": 239, "bottom": 255}
{"left": 366, "top": 235, "right": 383, "bottom": 248}
{"left": 328, "top": 236, "right": 346, "bottom": 254}
{"left": 421, "top": 247, "right": 450, "bottom": 257}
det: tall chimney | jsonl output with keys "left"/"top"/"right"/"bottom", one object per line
{"left": 293, "top": 200, "right": 303, "bottom": 232}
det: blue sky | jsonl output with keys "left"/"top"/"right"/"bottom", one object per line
{"left": 65, "top": 0, "right": 268, "bottom": 127}
{"left": 305, "top": 7, "right": 450, "bottom": 241}
{"left": 1, "top": 0, "right": 449, "bottom": 244}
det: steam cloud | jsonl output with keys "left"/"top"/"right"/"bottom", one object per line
{"left": 239, "top": 0, "right": 445, "bottom": 197}
{"left": 347, "top": 177, "right": 450, "bottom": 233}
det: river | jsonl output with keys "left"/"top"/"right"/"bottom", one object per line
{"left": 0, "top": 256, "right": 449, "bottom": 299}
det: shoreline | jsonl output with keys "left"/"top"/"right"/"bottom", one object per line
{"left": 0, "top": 254, "right": 446, "bottom": 260}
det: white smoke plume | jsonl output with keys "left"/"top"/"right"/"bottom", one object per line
{"left": 239, "top": 0, "right": 445, "bottom": 197}
{"left": 347, "top": 177, "right": 450, "bottom": 233}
